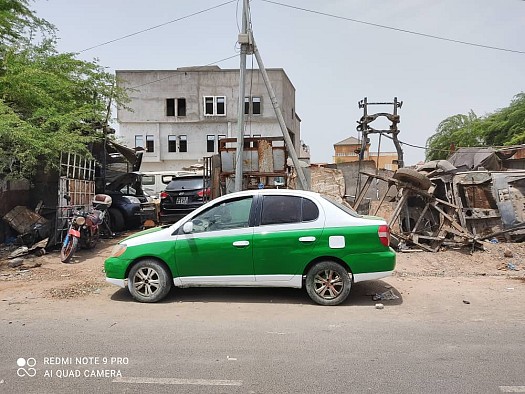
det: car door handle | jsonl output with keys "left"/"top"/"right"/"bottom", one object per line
{"left": 299, "top": 236, "right": 316, "bottom": 243}
{"left": 233, "top": 240, "right": 250, "bottom": 247}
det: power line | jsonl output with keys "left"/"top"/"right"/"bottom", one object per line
{"left": 260, "top": 0, "right": 525, "bottom": 55}
{"left": 131, "top": 54, "right": 240, "bottom": 89}
{"left": 78, "top": 0, "right": 237, "bottom": 53}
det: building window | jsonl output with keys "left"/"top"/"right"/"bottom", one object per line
{"left": 216, "top": 96, "right": 225, "bottom": 115}
{"left": 177, "top": 98, "right": 186, "bottom": 116}
{"left": 218, "top": 134, "right": 226, "bottom": 151}
{"left": 135, "top": 135, "right": 144, "bottom": 149}
{"left": 166, "top": 99, "right": 175, "bottom": 116}
{"left": 206, "top": 135, "right": 216, "bottom": 153}
{"left": 252, "top": 97, "right": 261, "bottom": 115}
{"left": 244, "top": 96, "right": 261, "bottom": 115}
{"left": 146, "top": 135, "right": 154, "bottom": 152}
{"left": 243, "top": 134, "right": 253, "bottom": 149}
{"left": 168, "top": 135, "right": 177, "bottom": 152}
{"left": 179, "top": 135, "right": 187, "bottom": 152}
{"left": 167, "top": 98, "right": 186, "bottom": 117}
{"left": 204, "top": 97, "right": 214, "bottom": 115}
{"left": 203, "top": 96, "right": 226, "bottom": 116}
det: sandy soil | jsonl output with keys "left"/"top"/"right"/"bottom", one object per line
{"left": 0, "top": 232, "right": 524, "bottom": 304}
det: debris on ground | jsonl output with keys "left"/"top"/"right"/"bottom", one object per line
{"left": 48, "top": 281, "right": 105, "bottom": 299}
{"left": 372, "top": 289, "right": 399, "bottom": 301}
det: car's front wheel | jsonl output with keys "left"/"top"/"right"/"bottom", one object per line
{"left": 127, "top": 259, "right": 172, "bottom": 303}
{"left": 306, "top": 261, "right": 352, "bottom": 306}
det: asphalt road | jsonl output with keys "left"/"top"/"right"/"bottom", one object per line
{"left": 1, "top": 278, "right": 525, "bottom": 394}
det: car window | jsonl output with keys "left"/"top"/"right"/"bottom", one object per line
{"left": 142, "top": 175, "right": 155, "bottom": 186}
{"left": 260, "top": 196, "right": 320, "bottom": 224}
{"left": 166, "top": 177, "right": 203, "bottom": 191}
{"left": 261, "top": 195, "right": 302, "bottom": 225}
{"left": 302, "top": 198, "right": 319, "bottom": 221}
{"left": 161, "top": 175, "right": 175, "bottom": 184}
{"left": 321, "top": 195, "right": 360, "bottom": 217}
{"left": 189, "top": 196, "right": 253, "bottom": 233}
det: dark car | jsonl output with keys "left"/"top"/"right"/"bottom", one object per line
{"left": 159, "top": 175, "right": 209, "bottom": 223}
{"left": 105, "top": 172, "right": 157, "bottom": 232}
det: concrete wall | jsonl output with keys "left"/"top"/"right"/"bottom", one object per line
{"left": 116, "top": 67, "right": 300, "bottom": 171}
{"left": 332, "top": 161, "right": 395, "bottom": 205}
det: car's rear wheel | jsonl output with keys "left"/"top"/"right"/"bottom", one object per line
{"left": 306, "top": 261, "right": 352, "bottom": 306}
{"left": 108, "top": 208, "right": 125, "bottom": 232}
{"left": 127, "top": 259, "right": 172, "bottom": 303}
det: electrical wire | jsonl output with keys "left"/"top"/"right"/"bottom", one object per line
{"left": 78, "top": 0, "right": 237, "bottom": 53}
{"left": 130, "top": 54, "right": 240, "bottom": 89}
{"left": 260, "top": 0, "right": 525, "bottom": 55}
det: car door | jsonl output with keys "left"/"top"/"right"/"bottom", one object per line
{"left": 174, "top": 196, "right": 255, "bottom": 285}
{"left": 252, "top": 195, "right": 324, "bottom": 284}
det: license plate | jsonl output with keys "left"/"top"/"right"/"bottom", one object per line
{"left": 176, "top": 197, "right": 188, "bottom": 204}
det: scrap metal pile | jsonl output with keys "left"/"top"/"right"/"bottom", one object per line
{"left": 353, "top": 161, "right": 525, "bottom": 252}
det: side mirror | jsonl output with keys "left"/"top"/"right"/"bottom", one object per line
{"left": 182, "top": 221, "right": 194, "bottom": 234}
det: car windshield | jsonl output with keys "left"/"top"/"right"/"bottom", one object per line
{"left": 166, "top": 177, "right": 203, "bottom": 191}
{"left": 321, "top": 195, "right": 360, "bottom": 217}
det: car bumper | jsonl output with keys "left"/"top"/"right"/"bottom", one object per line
{"left": 106, "top": 277, "right": 127, "bottom": 288}
{"left": 353, "top": 270, "right": 394, "bottom": 283}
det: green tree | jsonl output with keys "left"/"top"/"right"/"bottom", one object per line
{"left": 0, "top": 0, "right": 53, "bottom": 46}
{"left": 0, "top": 0, "right": 128, "bottom": 179}
{"left": 425, "top": 111, "right": 480, "bottom": 161}
{"left": 426, "top": 93, "right": 525, "bottom": 161}
{"left": 484, "top": 93, "right": 525, "bottom": 146}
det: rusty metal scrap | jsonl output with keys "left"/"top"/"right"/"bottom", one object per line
{"left": 354, "top": 170, "right": 477, "bottom": 252}
{"left": 354, "top": 167, "right": 525, "bottom": 251}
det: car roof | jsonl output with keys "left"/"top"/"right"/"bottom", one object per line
{"left": 214, "top": 188, "right": 323, "bottom": 201}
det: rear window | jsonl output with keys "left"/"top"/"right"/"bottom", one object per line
{"left": 166, "top": 177, "right": 203, "bottom": 191}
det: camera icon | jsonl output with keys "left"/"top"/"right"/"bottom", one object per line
{"left": 16, "top": 358, "right": 37, "bottom": 377}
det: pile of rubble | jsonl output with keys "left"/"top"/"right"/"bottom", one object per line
{"left": 354, "top": 160, "right": 525, "bottom": 252}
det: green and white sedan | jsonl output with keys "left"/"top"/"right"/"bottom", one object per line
{"left": 105, "top": 189, "right": 396, "bottom": 306}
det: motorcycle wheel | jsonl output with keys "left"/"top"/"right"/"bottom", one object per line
{"left": 60, "top": 236, "right": 79, "bottom": 263}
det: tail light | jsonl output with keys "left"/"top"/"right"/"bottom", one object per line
{"left": 197, "top": 188, "right": 211, "bottom": 198}
{"left": 378, "top": 224, "right": 390, "bottom": 247}
{"left": 160, "top": 191, "right": 168, "bottom": 199}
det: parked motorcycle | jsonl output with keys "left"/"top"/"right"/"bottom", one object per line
{"left": 60, "top": 194, "right": 112, "bottom": 263}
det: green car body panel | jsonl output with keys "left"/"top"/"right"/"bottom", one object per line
{"left": 104, "top": 189, "right": 396, "bottom": 299}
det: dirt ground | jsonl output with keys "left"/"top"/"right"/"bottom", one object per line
{"left": 0, "top": 231, "right": 524, "bottom": 303}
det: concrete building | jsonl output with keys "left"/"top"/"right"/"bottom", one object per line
{"left": 116, "top": 66, "right": 305, "bottom": 171}
{"left": 333, "top": 136, "right": 398, "bottom": 170}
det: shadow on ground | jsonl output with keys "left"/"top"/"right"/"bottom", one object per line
{"left": 110, "top": 279, "right": 403, "bottom": 307}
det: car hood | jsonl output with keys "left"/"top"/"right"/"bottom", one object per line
{"left": 106, "top": 172, "right": 142, "bottom": 192}
{"left": 120, "top": 225, "right": 175, "bottom": 246}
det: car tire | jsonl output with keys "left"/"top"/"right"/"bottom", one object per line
{"left": 108, "top": 208, "right": 125, "bottom": 232}
{"left": 127, "top": 259, "right": 172, "bottom": 303}
{"left": 305, "top": 261, "right": 352, "bottom": 306}
{"left": 393, "top": 168, "right": 432, "bottom": 191}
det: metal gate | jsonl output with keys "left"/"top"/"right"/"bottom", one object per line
{"left": 54, "top": 153, "right": 96, "bottom": 244}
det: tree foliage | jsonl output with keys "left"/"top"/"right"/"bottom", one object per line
{"left": 426, "top": 93, "right": 525, "bottom": 161}
{"left": 0, "top": 0, "right": 128, "bottom": 179}
{"left": 0, "top": 0, "right": 53, "bottom": 46}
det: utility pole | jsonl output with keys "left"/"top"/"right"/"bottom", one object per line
{"left": 234, "top": 0, "right": 249, "bottom": 192}
{"left": 244, "top": 7, "right": 308, "bottom": 190}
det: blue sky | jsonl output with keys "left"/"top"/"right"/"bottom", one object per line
{"left": 32, "top": 0, "right": 525, "bottom": 165}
